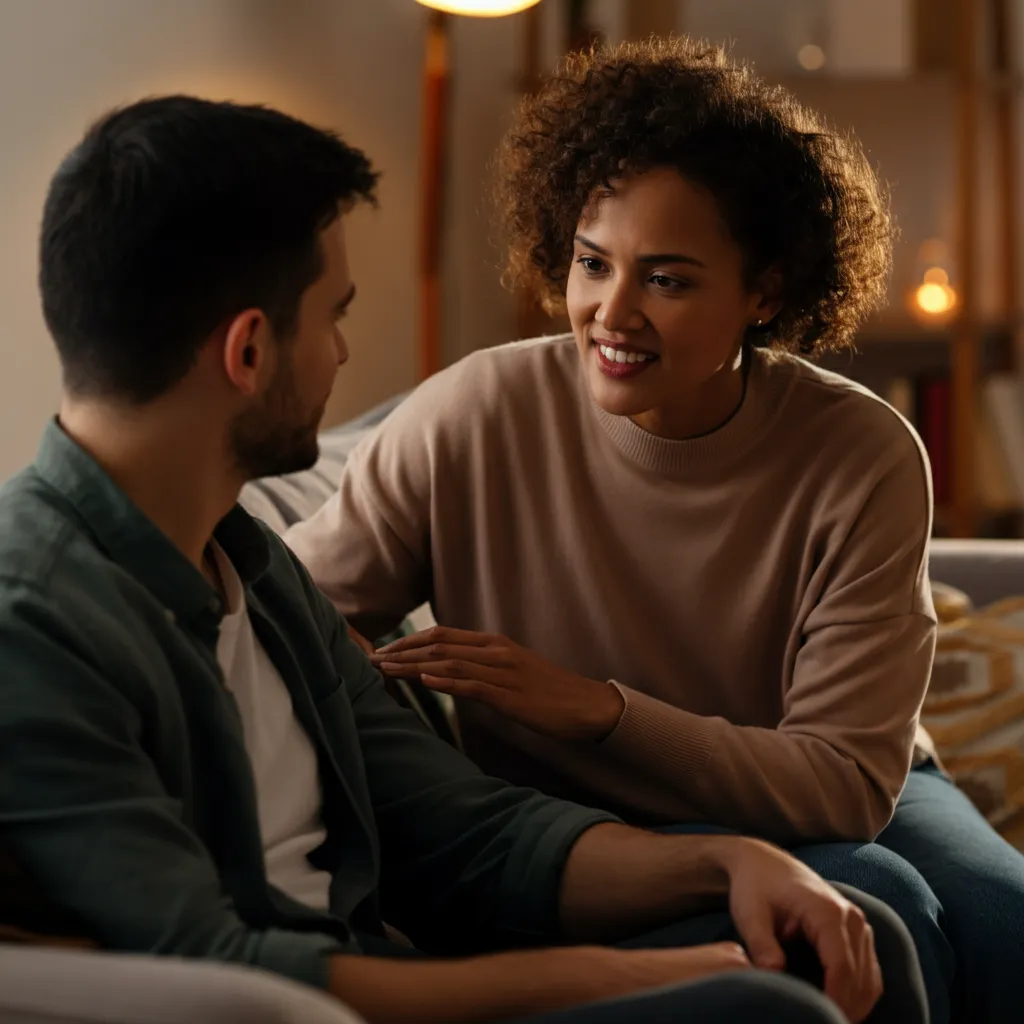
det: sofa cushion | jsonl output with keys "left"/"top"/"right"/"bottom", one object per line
{"left": 921, "top": 603, "right": 1024, "bottom": 851}
{"left": 931, "top": 581, "right": 973, "bottom": 624}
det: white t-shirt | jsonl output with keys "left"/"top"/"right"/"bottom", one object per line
{"left": 211, "top": 541, "right": 333, "bottom": 911}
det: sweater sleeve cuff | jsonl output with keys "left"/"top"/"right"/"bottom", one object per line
{"left": 256, "top": 928, "right": 349, "bottom": 990}
{"left": 600, "top": 680, "right": 716, "bottom": 778}
{"left": 496, "top": 802, "right": 620, "bottom": 944}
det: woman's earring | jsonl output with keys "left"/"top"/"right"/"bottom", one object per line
{"left": 754, "top": 318, "right": 763, "bottom": 327}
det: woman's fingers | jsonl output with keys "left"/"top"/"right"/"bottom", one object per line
{"left": 372, "top": 642, "right": 511, "bottom": 669}
{"left": 378, "top": 657, "right": 505, "bottom": 685}
{"left": 420, "top": 674, "right": 497, "bottom": 703}
{"left": 375, "top": 626, "right": 496, "bottom": 654}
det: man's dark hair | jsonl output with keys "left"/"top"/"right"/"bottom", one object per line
{"left": 40, "top": 95, "right": 378, "bottom": 402}
{"left": 495, "top": 37, "right": 893, "bottom": 356}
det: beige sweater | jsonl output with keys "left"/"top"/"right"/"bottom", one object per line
{"left": 287, "top": 336, "right": 936, "bottom": 843}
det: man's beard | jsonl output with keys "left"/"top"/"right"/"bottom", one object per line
{"left": 230, "top": 358, "right": 324, "bottom": 481}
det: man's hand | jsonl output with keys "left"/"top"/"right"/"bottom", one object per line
{"left": 371, "top": 626, "right": 624, "bottom": 741}
{"left": 330, "top": 942, "right": 752, "bottom": 1023}
{"left": 723, "top": 839, "right": 882, "bottom": 1024}
{"left": 559, "top": 824, "right": 884, "bottom": 1024}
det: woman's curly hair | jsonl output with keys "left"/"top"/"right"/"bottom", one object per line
{"left": 494, "top": 36, "right": 893, "bottom": 355}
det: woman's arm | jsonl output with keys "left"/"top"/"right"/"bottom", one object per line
{"left": 376, "top": 445, "right": 936, "bottom": 844}
{"left": 600, "top": 445, "right": 935, "bottom": 842}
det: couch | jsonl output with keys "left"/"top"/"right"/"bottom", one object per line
{"left": 3, "top": 391, "right": 1021, "bottom": 1023}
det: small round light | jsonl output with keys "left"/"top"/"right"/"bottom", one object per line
{"left": 797, "top": 44, "right": 826, "bottom": 72}
{"left": 913, "top": 278, "right": 958, "bottom": 317}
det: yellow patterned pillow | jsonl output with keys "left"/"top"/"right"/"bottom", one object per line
{"left": 921, "top": 607, "right": 1024, "bottom": 851}
{"left": 931, "top": 580, "right": 973, "bottom": 624}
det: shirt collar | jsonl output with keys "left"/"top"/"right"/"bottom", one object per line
{"left": 33, "top": 419, "right": 271, "bottom": 627}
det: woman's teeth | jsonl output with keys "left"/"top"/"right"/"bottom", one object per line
{"left": 598, "top": 344, "right": 654, "bottom": 364}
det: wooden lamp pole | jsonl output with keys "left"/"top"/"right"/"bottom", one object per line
{"left": 416, "top": 0, "right": 543, "bottom": 381}
{"left": 419, "top": 8, "right": 450, "bottom": 381}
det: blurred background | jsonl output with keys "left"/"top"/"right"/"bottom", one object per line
{"left": 0, "top": 0, "right": 1021, "bottom": 538}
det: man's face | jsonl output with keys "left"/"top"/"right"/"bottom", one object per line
{"left": 230, "top": 217, "right": 354, "bottom": 480}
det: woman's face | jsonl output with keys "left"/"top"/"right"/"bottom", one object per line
{"left": 566, "top": 167, "right": 777, "bottom": 439}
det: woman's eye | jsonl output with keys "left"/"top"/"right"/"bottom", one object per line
{"left": 651, "top": 274, "right": 687, "bottom": 291}
{"left": 576, "top": 256, "right": 605, "bottom": 274}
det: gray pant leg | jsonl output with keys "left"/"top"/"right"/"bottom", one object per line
{"left": 0, "top": 945, "right": 365, "bottom": 1024}
{"left": 832, "top": 882, "right": 930, "bottom": 1024}
{"left": 504, "top": 970, "right": 846, "bottom": 1024}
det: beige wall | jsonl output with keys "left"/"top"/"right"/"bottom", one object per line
{"left": 0, "top": 0, "right": 531, "bottom": 480}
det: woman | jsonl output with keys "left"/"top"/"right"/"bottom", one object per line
{"left": 287, "top": 38, "right": 1023, "bottom": 1024}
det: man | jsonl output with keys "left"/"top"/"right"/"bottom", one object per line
{"left": 0, "top": 97, "right": 924, "bottom": 1024}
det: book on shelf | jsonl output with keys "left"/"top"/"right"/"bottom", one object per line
{"left": 976, "top": 392, "right": 1020, "bottom": 512}
{"left": 914, "top": 374, "right": 952, "bottom": 506}
{"left": 885, "top": 373, "right": 1023, "bottom": 514}
{"left": 982, "top": 375, "right": 1024, "bottom": 508}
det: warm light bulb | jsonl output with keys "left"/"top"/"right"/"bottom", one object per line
{"left": 415, "top": 0, "right": 542, "bottom": 15}
{"left": 913, "top": 275, "right": 958, "bottom": 318}
{"left": 798, "top": 44, "right": 826, "bottom": 71}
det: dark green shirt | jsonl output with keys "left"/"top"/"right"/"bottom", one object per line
{"left": 0, "top": 422, "right": 615, "bottom": 989}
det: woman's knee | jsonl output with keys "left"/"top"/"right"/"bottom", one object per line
{"left": 794, "top": 841, "right": 943, "bottom": 928}
{"left": 793, "top": 842, "right": 953, "bottom": 1023}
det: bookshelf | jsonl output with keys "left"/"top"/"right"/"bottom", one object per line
{"left": 800, "top": 0, "right": 1021, "bottom": 538}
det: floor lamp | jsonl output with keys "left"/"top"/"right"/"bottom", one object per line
{"left": 414, "top": 0, "right": 542, "bottom": 380}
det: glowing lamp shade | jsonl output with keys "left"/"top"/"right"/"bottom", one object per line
{"left": 415, "top": 0, "right": 541, "bottom": 15}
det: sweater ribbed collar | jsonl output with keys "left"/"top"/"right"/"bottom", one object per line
{"left": 587, "top": 345, "right": 789, "bottom": 475}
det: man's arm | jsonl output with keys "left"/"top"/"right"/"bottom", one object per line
{"left": 0, "top": 579, "right": 763, "bottom": 1024}
{"left": 314, "top": 592, "right": 618, "bottom": 953}
{"left": 305, "top": 575, "right": 881, "bottom": 1023}
{"left": 559, "top": 822, "right": 882, "bottom": 1020}
{"left": 0, "top": 584, "right": 346, "bottom": 989}
{"left": 327, "top": 944, "right": 754, "bottom": 1024}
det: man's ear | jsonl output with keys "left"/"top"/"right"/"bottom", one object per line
{"left": 752, "top": 264, "right": 784, "bottom": 326}
{"left": 222, "top": 309, "right": 273, "bottom": 397}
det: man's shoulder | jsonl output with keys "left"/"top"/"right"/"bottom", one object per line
{"left": 0, "top": 471, "right": 156, "bottom": 728}
{"left": 0, "top": 467, "right": 102, "bottom": 597}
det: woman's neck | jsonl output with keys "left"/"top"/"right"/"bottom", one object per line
{"left": 629, "top": 347, "right": 748, "bottom": 440}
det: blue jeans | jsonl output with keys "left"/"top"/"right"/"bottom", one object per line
{"left": 660, "top": 762, "right": 1024, "bottom": 1024}
{"left": 877, "top": 762, "right": 1024, "bottom": 1024}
